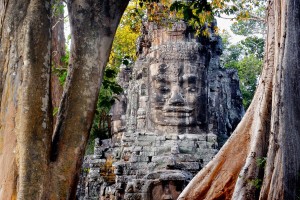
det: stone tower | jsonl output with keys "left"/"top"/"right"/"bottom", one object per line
{"left": 77, "top": 19, "right": 244, "bottom": 200}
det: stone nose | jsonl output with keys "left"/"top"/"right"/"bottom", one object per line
{"left": 168, "top": 88, "right": 184, "bottom": 106}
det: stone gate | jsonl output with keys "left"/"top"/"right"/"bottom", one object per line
{"left": 76, "top": 20, "right": 244, "bottom": 200}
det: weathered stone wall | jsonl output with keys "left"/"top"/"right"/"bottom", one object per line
{"left": 77, "top": 20, "right": 244, "bottom": 200}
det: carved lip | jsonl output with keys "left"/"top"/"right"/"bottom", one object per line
{"left": 163, "top": 106, "right": 194, "bottom": 113}
{"left": 162, "top": 106, "right": 194, "bottom": 117}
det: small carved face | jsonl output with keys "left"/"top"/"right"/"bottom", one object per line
{"left": 149, "top": 62, "right": 201, "bottom": 126}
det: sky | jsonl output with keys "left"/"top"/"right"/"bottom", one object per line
{"left": 216, "top": 16, "right": 246, "bottom": 44}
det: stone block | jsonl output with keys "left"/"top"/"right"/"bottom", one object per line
{"left": 129, "top": 162, "right": 148, "bottom": 171}
{"left": 206, "top": 141, "right": 218, "bottom": 149}
{"left": 178, "top": 140, "right": 195, "bottom": 147}
{"left": 178, "top": 146, "right": 196, "bottom": 154}
{"left": 122, "top": 137, "right": 135, "bottom": 143}
{"left": 151, "top": 155, "right": 174, "bottom": 167}
{"left": 136, "top": 134, "right": 157, "bottom": 142}
{"left": 142, "top": 146, "right": 154, "bottom": 152}
{"left": 136, "top": 140, "right": 153, "bottom": 146}
{"left": 156, "top": 135, "right": 166, "bottom": 141}
{"left": 178, "top": 134, "right": 206, "bottom": 141}
{"left": 122, "top": 142, "right": 134, "bottom": 147}
{"left": 160, "top": 140, "right": 178, "bottom": 147}
{"left": 154, "top": 140, "right": 162, "bottom": 146}
{"left": 196, "top": 141, "right": 209, "bottom": 149}
{"left": 196, "top": 149, "right": 218, "bottom": 162}
{"left": 155, "top": 146, "right": 171, "bottom": 155}
{"left": 165, "top": 134, "right": 178, "bottom": 140}
{"left": 123, "top": 147, "right": 133, "bottom": 153}
{"left": 144, "top": 151, "right": 155, "bottom": 157}
{"left": 133, "top": 146, "right": 142, "bottom": 152}
{"left": 89, "top": 159, "right": 105, "bottom": 165}
{"left": 129, "top": 155, "right": 139, "bottom": 163}
{"left": 88, "top": 169, "right": 100, "bottom": 178}
{"left": 92, "top": 155, "right": 101, "bottom": 159}
{"left": 174, "top": 154, "right": 197, "bottom": 162}
{"left": 207, "top": 133, "right": 217, "bottom": 143}
{"left": 141, "top": 131, "right": 156, "bottom": 136}
{"left": 178, "top": 162, "right": 201, "bottom": 170}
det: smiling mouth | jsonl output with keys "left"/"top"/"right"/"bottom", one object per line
{"left": 163, "top": 106, "right": 194, "bottom": 113}
{"left": 162, "top": 106, "right": 194, "bottom": 117}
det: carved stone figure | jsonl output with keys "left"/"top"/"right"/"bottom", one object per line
{"left": 148, "top": 60, "right": 205, "bottom": 133}
{"left": 77, "top": 18, "right": 244, "bottom": 200}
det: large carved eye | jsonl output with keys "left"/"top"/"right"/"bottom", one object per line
{"left": 158, "top": 86, "right": 170, "bottom": 94}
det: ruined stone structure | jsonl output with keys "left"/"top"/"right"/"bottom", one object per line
{"left": 77, "top": 20, "right": 244, "bottom": 200}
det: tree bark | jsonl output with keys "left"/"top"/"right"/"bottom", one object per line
{"left": 0, "top": 0, "right": 129, "bottom": 199}
{"left": 0, "top": 1, "right": 51, "bottom": 199}
{"left": 178, "top": 0, "right": 300, "bottom": 199}
{"left": 51, "top": 0, "right": 65, "bottom": 120}
{"left": 49, "top": 0, "right": 128, "bottom": 198}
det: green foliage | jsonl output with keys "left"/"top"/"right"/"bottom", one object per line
{"left": 51, "top": 0, "right": 65, "bottom": 17}
{"left": 168, "top": 0, "right": 266, "bottom": 36}
{"left": 170, "top": 0, "right": 212, "bottom": 20}
{"left": 52, "top": 67, "right": 67, "bottom": 86}
{"left": 231, "top": 20, "right": 265, "bottom": 36}
{"left": 170, "top": 0, "right": 214, "bottom": 35}
{"left": 53, "top": 107, "right": 59, "bottom": 116}
{"left": 52, "top": 47, "right": 69, "bottom": 86}
{"left": 239, "top": 57, "right": 262, "bottom": 108}
{"left": 256, "top": 157, "right": 267, "bottom": 168}
{"left": 109, "top": 3, "right": 140, "bottom": 69}
{"left": 85, "top": 138, "right": 95, "bottom": 155}
{"left": 218, "top": 0, "right": 266, "bottom": 110}
{"left": 248, "top": 178, "right": 262, "bottom": 189}
{"left": 86, "top": 67, "right": 123, "bottom": 155}
{"left": 136, "top": 0, "right": 173, "bottom": 24}
{"left": 83, "top": 168, "right": 90, "bottom": 173}
{"left": 98, "top": 4, "right": 140, "bottom": 114}
{"left": 240, "top": 36, "right": 265, "bottom": 59}
{"left": 244, "top": 157, "right": 266, "bottom": 189}
{"left": 98, "top": 68, "right": 123, "bottom": 114}
{"left": 230, "top": 0, "right": 266, "bottom": 36}
{"left": 86, "top": 67, "right": 123, "bottom": 154}
{"left": 98, "top": 3, "right": 140, "bottom": 114}
{"left": 127, "top": 0, "right": 215, "bottom": 36}
{"left": 222, "top": 33, "right": 264, "bottom": 109}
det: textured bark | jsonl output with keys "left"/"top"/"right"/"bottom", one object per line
{"left": 0, "top": 0, "right": 129, "bottom": 199}
{"left": 51, "top": 0, "right": 65, "bottom": 117}
{"left": 0, "top": 1, "right": 51, "bottom": 199}
{"left": 49, "top": 0, "right": 129, "bottom": 198}
{"left": 178, "top": 0, "right": 300, "bottom": 199}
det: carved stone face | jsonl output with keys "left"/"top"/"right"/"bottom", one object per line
{"left": 149, "top": 61, "right": 202, "bottom": 127}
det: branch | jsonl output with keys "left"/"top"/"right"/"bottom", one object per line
{"left": 247, "top": 14, "right": 266, "bottom": 23}
{"left": 51, "top": 16, "right": 68, "bottom": 30}
{"left": 224, "top": 2, "right": 266, "bottom": 23}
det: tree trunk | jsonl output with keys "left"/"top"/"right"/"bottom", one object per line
{"left": 49, "top": 0, "right": 128, "bottom": 198}
{"left": 51, "top": 0, "right": 65, "bottom": 121}
{"left": 0, "top": 1, "right": 51, "bottom": 199}
{"left": 0, "top": 0, "right": 129, "bottom": 199}
{"left": 178, "top": 0, "right": 300, "bottom": 199}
